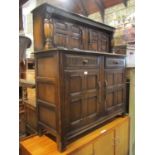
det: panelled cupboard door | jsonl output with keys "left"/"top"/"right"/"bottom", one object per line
{"left": 104, "top": 69, "right": 125, "bottom": 114}
{"left": 64, "top": 70, "right": 84, "bottom": 132}
{"left": 115, "top": 119, "right": 129, "bottom": 155}
{"left": 83, "top": 70, "right": 100, "bottom": 124}
{"left": 64, "top": 69, "right": 100, "bottom": 132}
{"left": 93, "top": 130, "right": 114, "bottom": 155}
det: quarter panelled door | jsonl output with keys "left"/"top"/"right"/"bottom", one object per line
{"left": 104, "top": 69, "right": 125, "bottom": 115}
{"left": 64, "top": 70, "right": 84, "bottom": 132}
{"left": 83, "top": 69, "right": 100, "bottom": 124}
{"left": 64, "top": 69, "right": 100, "bottom": 133}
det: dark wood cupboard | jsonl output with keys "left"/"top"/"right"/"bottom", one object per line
{"left": 35, "top": 50, "right": 126, "bottom": 151}
{"left": 32, "top": 3, "right": 127, "bottom": 152}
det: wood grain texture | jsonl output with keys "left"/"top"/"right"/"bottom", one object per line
{"left": 20, "top": 116, "right": 129, "bottom": 155}
{"left": 93, "top": 130, "right": 114, "bottom": 155}
{"left": 32, "top": 4, "right": 126, "bottom": 151}
{"left": 35, "top": 49, "right": 126, "bottom": 151}
{"left": 32, "top": 3, "right": 114, "bottom": 52}
{"left": 115, "top": 116, "right": 129, "bottom": 155}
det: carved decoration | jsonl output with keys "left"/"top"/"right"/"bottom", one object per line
{"left": 44, "top": 17, "right": 54, "bottom": 49}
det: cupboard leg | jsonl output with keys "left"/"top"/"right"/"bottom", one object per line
{"left": 57, "top": 136, "right": 66, "bottom": 152}
{"left": 38, "top": 126, "right": 43, "bottom": 136}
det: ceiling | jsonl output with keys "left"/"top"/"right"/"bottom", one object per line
{"left": 20, "top": 0, "right": 128, "bottom": 21}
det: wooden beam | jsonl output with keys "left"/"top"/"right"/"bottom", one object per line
{"left": 93, "top": 0, "right": 105, "bottom": 22}
{"left": 124, "top": 0, "right": 128, "bottom": 7}
{"left": 19, "top": 0, "right": 29, "bottom": 6}
{"left": 79, "top": 0, "right": 89, "bottom": 16}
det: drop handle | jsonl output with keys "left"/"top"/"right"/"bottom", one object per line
{"left": 104, "top": 80, "right": 108, "bottom": 87}
{"left": 104, "top": 80, "right": 108, "bottom": 101}
{"left": 82, "top": 59, "right": 89, "bottom": 64}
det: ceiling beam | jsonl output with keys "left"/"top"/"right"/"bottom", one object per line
{"left": 79, "top": 0, "right": 89, "bottom": 16}
{"left": 124, "top": 0, "right": 128, "bottom": 7}
{"left": 93, "top": 0, "right": 105, "bottom": 22}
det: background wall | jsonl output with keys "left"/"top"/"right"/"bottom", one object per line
{"left": 89, "top": 0, "right": 135, "bottom": 46}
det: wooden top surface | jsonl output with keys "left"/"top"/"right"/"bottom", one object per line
{"left": 34, "top": 48, "right": 126, "bottom": 57}
{"left": 20, "top": 116, "right": 129, "bottom": 155}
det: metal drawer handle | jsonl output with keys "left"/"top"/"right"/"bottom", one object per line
{"left": 82, "top": 59, "right": 89, "bottom": 64}
{"left": 113, "top": 60, "right": 119, "bottom": 64}
{"left": 104, "top": 80, "right": 108, "bottom": 87}
{"left": 104, "top": 80, "right": 108, "bottom": 102}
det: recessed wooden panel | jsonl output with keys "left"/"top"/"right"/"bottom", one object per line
{"left": 87, "top": 96, "right": 97, "bottom": 115}
{"left": 37, "top": 82, "right": 55, "bottom": 104}
{"left": 70, "top": 76, "right": 82, "bottom": 93}
{"left": 86, "top": 75, "right": 97, "bottom": 90}
{"left": 106, "top": 72, "right": 114, "bottom": 86}
{"left": 88, "top": 29, "right": 98, "bottom": 51}
{"left": 70, "top": 99, "right": 82, "bottom": 122}
{"left": 37, "top": 56, "right": 57, "bottom": 78}
{"left": 38, "top": 104, "right": 56, "bottom": 129}
{"left": 99, "top": 33, "right": 109, "bottom": 52}
{"left": 70, "top": 37, "right": 81, "bottom": 49}
{"left": 117, "top": 89, "right": 124, "bottom": 105}
{"left": 89, "top": 42, "right": 98, "bottom": 51}
{"left": 71, "top": 26, "right": 81, "bottom": 33}
{"left": 106, "top": 92, "right": 114, "bottom": 108}
{"left": 100, "top": 39, "right": 107, "bottom": 51}
{"left": 54, "top": 33, "right": 68, "bottom": 48}
{"left": 89, "top": 30, "right": 98, "bottom": 41}
{"left": 70, "top": 25, "right": 81, "bottom": 49}
{"left": 115, "top": 72, "right": 124, "bottom": 84}
{"left": 54, "top": 20, "right": 68, "bottom": 30}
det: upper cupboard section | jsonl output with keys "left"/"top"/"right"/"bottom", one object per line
{"left": 32, "top": 3, "right": 115, "bottom": 52}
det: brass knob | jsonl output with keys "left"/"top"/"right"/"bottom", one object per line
{"left": 82, "top": 59, "right": 88, "bottom": 64}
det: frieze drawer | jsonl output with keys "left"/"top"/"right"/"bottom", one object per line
{"left": 105, "top": 57, "right": 125, "bottom": 68}
{"left": 64, "top": 54, "right": 99, "bottom": 68}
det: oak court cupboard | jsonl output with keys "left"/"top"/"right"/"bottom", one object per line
{"left": 32, "top": 3, "right": 127, "bottom": 151}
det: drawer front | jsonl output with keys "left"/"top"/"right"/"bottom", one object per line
{"left": 105, "top": 57, "right": 125, "bottom": 68}
{"left": 64, "top": 54, "right": 99, "bottom": 68}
